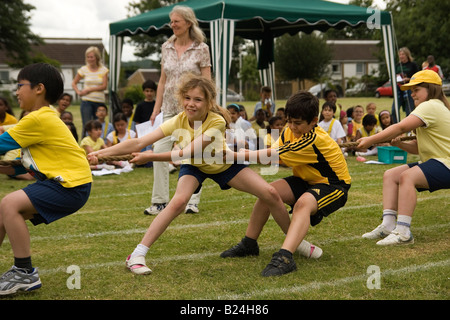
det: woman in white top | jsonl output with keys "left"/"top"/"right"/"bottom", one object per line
{"left": 72, "top": 46, "right": 109, "bottom": 138}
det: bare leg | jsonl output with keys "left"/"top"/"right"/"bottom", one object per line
{"left": 382, "top": 165, "right": 410, "bottom": 211}
{"left": 139, "top": 175, "right": 199, "bottom": 248}
{"left": 397, "top": 165, "right": 428, "bottom": 216}
{"left": 0, "top": 190, "right": 36, "bottom": 258}
{"left": 227, "top": 168, "right": 291, "bottom": 240}
{"left": 281, "top": 193, "right": 317, "bottom": 253}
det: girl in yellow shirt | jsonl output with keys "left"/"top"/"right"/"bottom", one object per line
{"left": 0, "top": 97, "right": 18, "bottom": 126}
{"left": 88, "top": 74, "right": 288, "bottom": 275}
{"left": 359, "top": 70, "right": 450, "bottom": 246}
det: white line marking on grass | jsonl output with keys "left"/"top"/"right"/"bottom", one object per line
{"left": 31, "top": 194, "right": 448, "bottom": 242}
{"left": 215, "top": 258, "right": 450, "bottom": 300}
{"left": 36, "top": 222, "right": 449, "bottom": 276}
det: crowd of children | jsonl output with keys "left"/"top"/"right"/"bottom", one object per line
{"left": 316, "top": 89, "right": 394, "bottom": 158}
{"left": 225, "top": 87, "right": 394, "bottom": 161}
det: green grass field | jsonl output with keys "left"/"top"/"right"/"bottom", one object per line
{"left": 0, "top": 97, "right": 448, "bottom": 301}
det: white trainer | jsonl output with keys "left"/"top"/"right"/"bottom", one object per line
{"left": 362, "top": 224, "right": 392, "bottom": 240}
{"left": 126, "top": 255, "right": 152, "bottom": 275}
{"left": 297, "top": 240, "right": 323, "bottom": 259}
{"left": 185, "top": 203, "right": 199, "bottom": 214}
{"left": 376, "top": 230, "right": 414, "bottom": 246}
{"left": 144, "top": 203, "right": 167, "bottom": 215}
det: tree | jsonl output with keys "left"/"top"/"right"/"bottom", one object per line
{"left": 0, "top": 1, "right": 43, "bottom": 67}
{"left": 326, "top": 0, "right": 450, "bottom": 80}
{"left": 386, "top": 0, "right": 450, "bottom": 77}
{"left": 274, "top": 33, "right": 332, "bottom": 87}
{"left": 126, "top": 0, "right": 180, "bottom": 59}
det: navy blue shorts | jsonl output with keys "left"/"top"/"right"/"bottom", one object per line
{"left": 23, "top": 179, "right": 91, "bottom": 225}
{"left": 178, "top": 164, "right": 247, "bottom": 193}
{"left": 408, "top": 159, "right": 450, "bottom": 192}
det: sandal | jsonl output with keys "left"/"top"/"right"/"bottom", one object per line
{"left": 125, "top": 255, "right": 152, "bottom": 275}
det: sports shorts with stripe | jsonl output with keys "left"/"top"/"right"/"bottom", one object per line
{"left": 283, "top": 175, "right": 350, "bottom": 226}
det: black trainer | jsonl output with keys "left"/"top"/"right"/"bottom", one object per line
{"left": 220, "top": 239, "right": 259, "bottom": 258}
{"left": 261, "top": 251, "right": 297, "bottom": 277}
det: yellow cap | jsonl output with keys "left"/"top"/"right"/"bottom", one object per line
{"left": 400, "top": 69, "right": 442, "bottom": 91}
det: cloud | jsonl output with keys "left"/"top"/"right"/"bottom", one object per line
{"left": 27, "top": 0, "right": 136, "bottom": 60}
{"left": 27, "top": 0, "right": 126, "bottom": 38}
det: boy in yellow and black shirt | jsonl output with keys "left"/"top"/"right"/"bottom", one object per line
{"left": 221, "top": 90, "right": 351, "bottom": 277}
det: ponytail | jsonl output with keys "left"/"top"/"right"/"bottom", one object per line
{"left": 419, "top": 83, "right": 450, "bottom": 110}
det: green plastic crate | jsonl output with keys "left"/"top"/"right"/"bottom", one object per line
{"left": 378, "top": 146, "right": 407, "bottom": 164}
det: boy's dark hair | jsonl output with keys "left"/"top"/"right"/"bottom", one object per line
{"left": 17, "top": 63, "right": 63, "bottom": 104}
{"left": 142, "top": 79, "right": 157, "bottom": 91}
{"left": 346, "top": 107, "right": 353, "bottom": 118}
{"left": 285, "top": 91, "right": 319, "bottom": 124}
{"left": 362, "top": 114, "right": 377, "bottom": 126}
{"left": 60, "top": 111, "right": 73, "bottom": 121}
{"left": 261, "top": 86, "right": 272, "bottom": 93}
{"left": 321, "top": 101, "right": 336, "bottom": 113}
{"left": 121, "top": 98, "right": 134, "bottom": 107}
{"left": 97, "top": 103, "right": 108, "bottom": 111}
{"left": 58, "top": 92, "right": 73, "bottom": 102}
{"left": 85, "top": 119, "right": 102, "bottom": 132}
{"left": 324, "top": 89, "right": 338, "bottom": 99}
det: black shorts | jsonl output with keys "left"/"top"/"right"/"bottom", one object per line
{"left": 283, "top": 176, "right": 350, "bottom": 226}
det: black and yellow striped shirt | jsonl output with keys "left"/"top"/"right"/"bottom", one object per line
{"left": 275, "top": 125, "right": 351, "bottom": 186}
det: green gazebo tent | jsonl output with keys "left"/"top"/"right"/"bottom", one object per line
{"left": 109, "top": 0, "right": 398, "bottom": 118}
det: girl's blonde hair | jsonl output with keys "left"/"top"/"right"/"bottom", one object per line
{"left": 418, "top": 82, "right": 450, "bottom": 110}
{"left": 168, "top": 5, "right": 205, "bottom": 44}
{"left": 177, "top": 73, "right": 231, "bottom": 127}
{"left": 85, "top": 46, "right": 103, "bottom": 67}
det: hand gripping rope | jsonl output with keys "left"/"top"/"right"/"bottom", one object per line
{"left": 0, "top": 155, "right": 134, "bottom": 167}
{"left": 337, "top": 135, "right": 416, "bottom": 148}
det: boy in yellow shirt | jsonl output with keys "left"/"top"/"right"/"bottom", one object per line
{"left": 0, "top": 63, "right": 92, "bottom": 295}
{"left": 222, "top": 91, "right": 352, "bottom": 277}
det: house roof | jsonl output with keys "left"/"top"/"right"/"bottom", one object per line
{"left": 327, "top": 40, "right": 380, "bottom": 62}
{"left": 0, "top": 38, "right": 105, "bottom": 66}
{"left": 128, "top": 68, "right": 160, "bottom": 82}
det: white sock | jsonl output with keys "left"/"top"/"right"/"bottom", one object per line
{"left": 396, "top": 215, "right": 412, "bottom": 235}
{"left": 381, "top": 209, "right": 397, "bottom": 231}
{"left": 131, "top": 244, "right": 149, "bottom": 258}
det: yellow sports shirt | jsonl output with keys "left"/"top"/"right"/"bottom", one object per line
{"left": 0, "top": 112, "right": 18, "bottom": 126}
{"left": 8, "top": 107, "right": 92, "bottom": 187}
{"left": 411, "top": 99, "right": 450, "bottom": 168}
{"left": 159, "top": 111, "right": 231, "bottom": 174}
{"left": 80, "top": 136, "right": 105, "bottom": 153}
{"left": 274, "top": 125, "right": 351, "bottom": 186}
